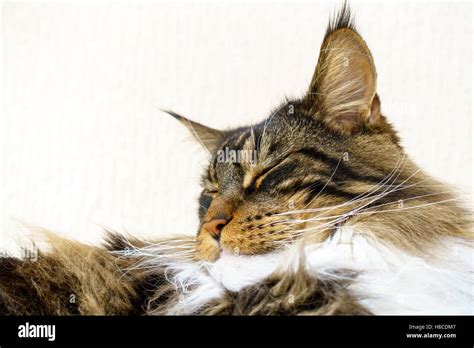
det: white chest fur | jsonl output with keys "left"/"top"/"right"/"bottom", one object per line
{"left": 164, "top": 227, "right": 473, "bottom": 315}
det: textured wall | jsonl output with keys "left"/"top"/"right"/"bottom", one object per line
{"left": 1, "top": 1, "right": 472, "bottom": 249}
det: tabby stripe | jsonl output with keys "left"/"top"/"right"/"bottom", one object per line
{"left": 278, "top": 179, "right": 360, "bottom": 203}
{"left": 234, "top": 130, "right": 251, "bottom": 149}
{"left": 296, "top": 148, "right": 386, "bottom": 184}
{"left": 257, "top": 161, "right": 300, "bottom": 192}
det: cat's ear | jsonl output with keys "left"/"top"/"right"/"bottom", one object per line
{"left": 306, "top": 6, "right": 381, "bottom": 135}
{"left": 162, "top": 110, "right": 223, "bottom": 153}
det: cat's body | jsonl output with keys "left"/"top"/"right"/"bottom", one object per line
{"left": 0, "top": 231, "right": 369, "bottom": 315}
{"left": 1, "top": 5, "right": 472, "bottom": 315}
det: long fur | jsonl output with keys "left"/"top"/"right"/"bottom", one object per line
{"left": 119, "top": 226, "right": 472, "bottom": 315}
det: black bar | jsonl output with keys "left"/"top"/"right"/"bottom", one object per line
{"left": 0, "top": 316, "right": 472, "bottom": 346}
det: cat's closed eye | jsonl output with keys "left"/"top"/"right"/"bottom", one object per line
{"left": 244, "top": 170, "right": 270, "bottom": 195}
{"left": 203, "top": 188, "right": 218, "bottom": 197}
{"left": 243, "top": 157, "right": 294, "bottom": 195}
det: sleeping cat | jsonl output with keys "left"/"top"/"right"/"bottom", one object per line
{"left": 0, "top": 5, "right": 472, "bottom": 315}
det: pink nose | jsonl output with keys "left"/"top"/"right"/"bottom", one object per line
{"left": 202, "top": 218, "right": 228, "bottom": 240}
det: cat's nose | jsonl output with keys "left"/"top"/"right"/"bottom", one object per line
{"left": 202, "top": 218, "right": 228, "bottom": 240}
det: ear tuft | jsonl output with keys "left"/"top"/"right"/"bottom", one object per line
{"left": 161, "top": 110, "right": 223, "bottom": 153}
{"left": 325, "top": 1, "right": 355, "bottom": 38}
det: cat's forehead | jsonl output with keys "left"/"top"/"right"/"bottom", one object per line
{"left": 217, "top": 117, "right": 296, "bottom": 165}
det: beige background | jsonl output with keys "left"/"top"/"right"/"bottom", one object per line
{"left": 1, "top": 0, "right": 472, "bottom": 251}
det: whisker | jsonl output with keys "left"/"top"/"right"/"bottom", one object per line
{"left": 302, "top": 152, "right": 344, "bottom": 209}
{"left": 356, "top": 197, "right": 461, "bottom": 215}
{"left": 356, "top": 190, "right": 453, "bottom": 212}
{"left": 280, "top": 156, "right": 426, "bottom": 240}
{"left": 277, "top": 154, "right": 409, "bottom": 217}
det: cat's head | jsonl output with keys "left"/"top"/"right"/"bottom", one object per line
{"left": 167, "top": 6, "right": 405, "bottom": 262}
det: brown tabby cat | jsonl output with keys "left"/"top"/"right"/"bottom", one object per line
{"left": 0, "top": 4, "right": 471, "bottom": 316}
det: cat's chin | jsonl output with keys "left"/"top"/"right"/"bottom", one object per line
{"left": 196, "top": 228, "right": 279, "bottom": 262}
{"left": 195, "top": 238, "right": 256, "bottom": 262}
{"left": 195, "top": 233, "right": 221, "bottom": 262}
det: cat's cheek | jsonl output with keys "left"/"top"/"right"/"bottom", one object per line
{"left": 195, "top": 233, "right": 221, "bottom": 262}
{"left": 220, "top": 232, "right": 258, "bottom": 256}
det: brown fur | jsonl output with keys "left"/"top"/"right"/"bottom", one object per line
{"left": 198, "top": 270, "right": 370, "bottom": 315}
{"left": 0, "top": 233, "right": 369, "bottom": 315}
{"left": 0, "top": 234, "right": 140, "bottom": 315}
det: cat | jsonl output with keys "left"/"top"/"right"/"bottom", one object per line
{"left": 0, "top": 4, "right": 472, "bottom": 315}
